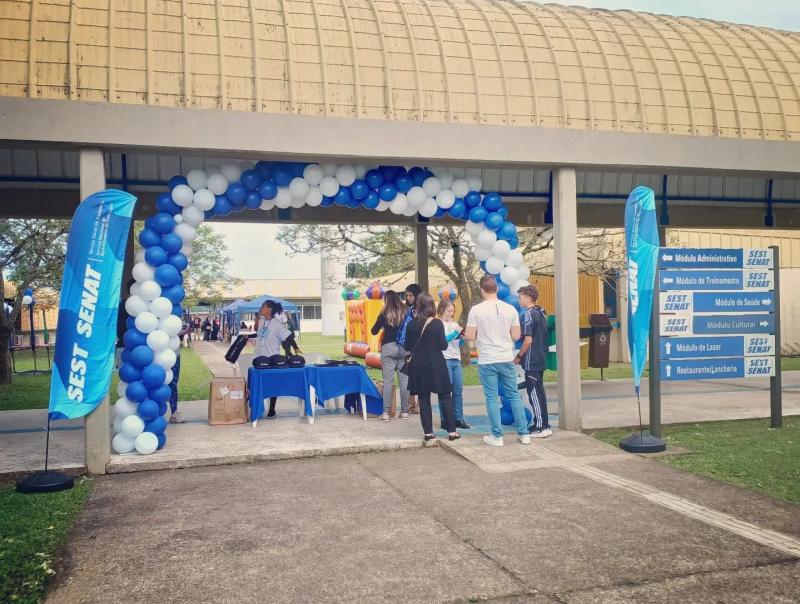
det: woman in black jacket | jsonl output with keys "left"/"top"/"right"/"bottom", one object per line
{"left": 404, "top": 293, "right": 460, "bottom": 441}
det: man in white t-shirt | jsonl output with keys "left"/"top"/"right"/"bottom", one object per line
{"left": 464, "top": 275, "right": 531, "bottom": 446}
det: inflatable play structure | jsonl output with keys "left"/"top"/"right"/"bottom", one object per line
{"left": 343, "top": 283, "right": 386, "bottom": 369}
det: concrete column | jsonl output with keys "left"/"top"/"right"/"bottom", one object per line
{"left": 80, "top": 149, "right": 110, "bottom": 475}
{"left": 553, "top": 167, "right": 582, "bottom": 431}
{"left": 320, "top": 246, "right": 346, "bottom": 336}
{"left": 414, "top": 223, "right": 429, "bottom": 292}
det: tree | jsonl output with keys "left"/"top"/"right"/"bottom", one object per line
{"left": 0, "top": 219, "right": 70, "bottom": 384}
{"left": 180, "top": 225, "right": 240, "bottom": 308}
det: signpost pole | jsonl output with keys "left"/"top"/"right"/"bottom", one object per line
{"left": 649, "top": 276, "right": 662, "bottom": 438}
{"left": 770, "top": 245, "right": 782, "bottom": 428}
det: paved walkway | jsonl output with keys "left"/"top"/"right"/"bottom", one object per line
{"left": 48, "top": 433, "right": 800, "bottom": 602}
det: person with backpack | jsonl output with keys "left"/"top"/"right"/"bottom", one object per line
{"left": 516, "top": 285, "right": 552, "bottom": 437}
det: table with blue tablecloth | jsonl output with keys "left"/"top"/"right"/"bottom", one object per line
{"left": 248, "top": 365, "right": 382, "bottom": 424}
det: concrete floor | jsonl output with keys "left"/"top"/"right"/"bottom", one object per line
{"left": 47, "top": 433, "right": 800, "bottom": 603}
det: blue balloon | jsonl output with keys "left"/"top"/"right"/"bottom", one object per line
{"left": 350, "top": 179, "right": 369, "bottom": 200}
{"left": 346, "top": 198, "right": 361, "bottom": 209}
{"left": 161, "top": 233, "right": 183, "bottom": 255}
{"left": 500, "top": 405, "right": 514, "bottom": 426}
{"left": 244, "top": 191, "right": 262, "bottom": 209}
{"left": 204, "top": 209, "right": 216, "bottom": 220}
{"left": 157, "top": 433, "right": 167, "bottom": 449}
{"left": 483, "top": 193, "right": 502, "bottom": 211}
{"left": 409, "top": 167, "right": 427, "bottom": 186}
{"left": 465, "top": 191, "right": 482, "bottom": 207}
{"left": 505, "top": 293, "right": 521, "bottom": 311}
{"left": 142, "top": 364, "right": 167, "bottom": 389}
{"left": 479, "top": 260, "right": 487, "bottom": 272}
{"left": 508, "top": 236, "right": 519, "bottom": 249}
{"left": 214, "top": 195, "right": 232, "bottom": 216}
{"left": 144, "top": 246, "right": 168, "bottom": 267}
{"left": 334, "top": 188, "right": 352, "bottom": 205}
{"left": 435, "top": 207, "right": 446, "bottom": 218}
{"left": 125, "top": 316, "right": 136, "bottom": 331}
{"left": 498, "top": 206, "right": 509, "bottom": 219}
{"left": 255, "top": 161, "right": 273, "bottom": 180}
{"left": 168, "top": 175, "right": 187, "bottom": 189}
{"left": 137, "top": 399, "right": 160, "bottom": 421}
{"left": 144, "top": 416, "right": 167, "bottom": 436}
{"left": 119, "top": 362, "right": 141, "bottom": 383}
{"left": 152, "top": 212, "right": 176, "bottom": 235}
{"left": 126, "top": 380, "right": 148, "bottom": 403}
{"left": 120, "top": 348, "right": 132, "bottom": 364}
{"left": 156, "top": 192, "right": 182, "bottom": 215}
{"left": 497, "top": 282, "right": 510, "bottom": 299}
{"left": 258, "top": 180, "right": 277, "bottom": 200}
{"left": 155, "top": 264, "right": 181, "bottom": 287}
{"left": 272, "top": 164, "right": 293, "bottom": 187}
{"left": 379, "top": 183, "right": 397, "bottom": 201}
{"left": 150, "top": 384, "right": 172, "bottom": 403}
{"left": 321, "top": 196, "right": 335, "bottom": 207}
{"left": 138, "top": 228, "right": 161, "bottom": 248}
{"left": 123, "top": 328, "right": 147, "bottom": 349}
{"left": 171, "top": 304, "right": 182, "bottom": 316}
{"left": 485, "top": 212, "right": 504, "bottom": 231}
{"left": 241, "top": 169, "right": 260, "bottom": 191}
{"left": 365, "top": 169, "right": 384, "bottom": 189}
{"left": 167, "top": 252, "right": 188, "bottom": 272}
{"left": 362, "top": 190, "right": 380, "bottom": 209}
{"left": 380, "top": 165, "right": 400, "bottom": 182}
{"left": 289, "top": 162, "right": 306, "bottom": 177}
{"left": 162, "top": 284, "right": 186, "bottom": 304}
{"left": 395, "top": 174, "right": 413, "bottom": 193}
{"left": 226, "top": 183, "right": 247, "bottom": 204}
{"left": 498, "top": 221, "right": 517, "bottom": 240}
{"left": 131, "top": 345, "right": 155, "bottom": 368}
{"left": 145, "top": 216, "right": 157, "bottom": 231}
{"left": 449, "top": 199, "right": 466, "bottom": 218}
{"left": 469, "top": 206, "right": 488, "bottom": 223}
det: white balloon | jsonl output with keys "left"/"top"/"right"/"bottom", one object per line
{"left": 171, "top": 184, "right": 194, "bottom": 207}
{"left": 517, "top": 264, "right": 530, "bottom": 280}
{"left": 513, "top": 279, "right": 530, "bottom": 293}
{"left": 138, "top": 280, "right": 162, "bottom": 302}
{"left": 452, "top": 179, "right": 470, "bottom": 198}
{"left": 120, "top": 414, "right": 145, "bottom": 439}
{"left": 168, "top": 335, "right": 181, "bottom": 351}
{"left": 438, "top": 172, "right": 454, "bottom": 189}
{"left": 436, "top": 189, "right": 456, "bottom": 209}
{"left": 174, "top": 214, "right": 184, "bottom": 224}
{"left": 505, "top": 249, "right": 524, "bottom": 268}
{"left": 205, "top": 164, "right": 221, "bottom": 176}
{"left": 182, "top": 205, "right": 205, "bottom": 228}
{"left": 116, "top": 382, "right": 129, "bottom": 399}
{"left": 113, "top": 396, "right": 136, "bottom": 418}
{"left": 112, "top": 415, "right": 124, "bottom": 434}
{"left": 221, "top": 162, "right": 242, "bottom": 183}
{"left": 124, "top": 294, "right": 149, "bottom": 317}
{"left": 112, "top": 433, "right": 135, "bottom": 454}
{"left": 474, "top": 246, "right": 492, "bottom": 261}
{"left": 492, "top": 240, "right": 511, "bottom": 260}
{"left": 260, "top": 199, "right": 276, "bottom": 211}
{"left": 135, "top": 311, "right": 159, "bottom": 334}
{"left": 149, "top": 297, "right": 173, "bottom": 319}
{"left": 319, "top": 176, "right": 339, "bottom": 198}
{"left": 207, "top": 173, "right": 229, "bottom": 196}
{"left": 146, "top": 330, "right": 170, "bottom": 352}
{"left": 305, "top": 187, "right": 323, "bottom": 207}
{"left": 180, "top": 243, "right": 193, "bottom": 257}
{"left": 485, "top": 256, "right": 505, "bottom": 275}
{"left": 186, "top": 169, "right": 208, "bottom": 191}
{"left": 402, "top": 204, "right": 419, "bottom": 217}
{"left": 135, "top": 432, "right": 158, "bottom": 455}
{"left": 303, "top": 164, "right": 324, "bottom": 186}
{"left": 375, "top": 200, "right": 390, "bottom": 212}
{"left": 159, "top": 315, "right": 183, "bottom": 337}
{"left": 500, "top": 265, "right": 519, "bottom": 286}
{"left": 470, "top": 230, "right": 482, "bottom": 245}
{"left": 192, "top": 189, "right": 216, "bottom": 211}
{"left": 467, "top": 176, "right": 483, "bottom": 192}
{"left": 334, "top": 165, "right": 357, "bottom": 187}
{"left": 135, "top": 249, "right": 146, "bottom": 264}
{"left": 465, "top": 220, "right": 484, "bottom": 236}
{"left": 155, "top": 348, "right": 177, "bottom": 370}
{"left": 289, "top": 177, "right": 310, "bottom": 200}
{"left": 174, "top": 222, "right": 197, "bottom": 243}
{"left": 419, "top": 198, "right": 438, "bottom": 218}
{"left": 163, "top": 369, "right": 174, "bottom": 385}
{"left": 132, "top": 262, "right": 155, "bottom": 283}
{"left": 422, "top": 176, "right": 442, "bottom": 197}
{"left": 355, "top": 165, "right": 368, "bottom": 179}
{"left": 321, "top": 163, "right": 337, "bottom": 177}
{"left": 407, "top": 186, "right": 426, "bottom": 207}
{"left": 289, "top": 197, "right": 305, "bottom": 208}
{"left": 275, "top": 187, "right": 293, "bottom": 209}
{"left": 389, "top": 195, "right": 408, "bottom": 215}
{"left": 477, "top": 229, "right": 498, "bottom": 249}
{"left": 129, "top": 282, "right": 141, "bottom": 296}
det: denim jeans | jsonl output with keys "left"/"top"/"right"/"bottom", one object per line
{"left": 380, "top": 342, "right": 410, "bottom": 413}
{"left": 478, "top": 362, "right": 528, "bottom": 438}
{"left": 442, "top": 358, "right": 464, "bottom": 422}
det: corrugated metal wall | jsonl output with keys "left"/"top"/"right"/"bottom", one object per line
{"left": 530, "top": 274, "right": 603, "bottom": 316}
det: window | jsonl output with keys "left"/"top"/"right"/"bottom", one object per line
{"left": 302, "top": 305, "right": 321, "bottom": 320}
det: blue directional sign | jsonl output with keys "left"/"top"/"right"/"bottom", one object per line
{"left": 660, "top": 335, "right": 776, "bottom": 360}
{"left": 661, "top": 356, "right": 775, "bottom": 381}
{"left": 661, "top": 314, "right": 774, "bottom": 336}
{"left": 660, "top": 291, "right": 775, "bottom": 314}
{"left": 659, "top": 270, "right": 774, "bottom": 291}
{"left": 659, "top": 248, "right": 773, "bottom": 269}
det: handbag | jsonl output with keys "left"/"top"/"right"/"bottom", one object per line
{"left": 399, "top": 318, "right": 432, "bottom": 376}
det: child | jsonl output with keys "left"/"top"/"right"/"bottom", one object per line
{"left": 515, "top": 285, "right": 551, "bottom": 437}
{"left": 437, "top": 300, "right": 470, "bottom": 430}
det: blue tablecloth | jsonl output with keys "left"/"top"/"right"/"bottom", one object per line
{"left": 248, "top": 365, "right": 382, "bottom": 421}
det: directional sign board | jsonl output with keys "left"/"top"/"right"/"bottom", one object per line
{"left": 659, "top": 270, "right": 774, "bottom": 291}
{"left": 659, "top": 356, "right": 776, "bottom": 381}
{"left": 660, "top": 314, "right": 774, "bottom": 337}
{"left": 659, "top": 248, "right": 773, "bottom": 269}
{"left": 659, "top": 291, "right": 775, "bottom": 314}
{"left": 660, "top": 335, "right": 776, "bottom": 360}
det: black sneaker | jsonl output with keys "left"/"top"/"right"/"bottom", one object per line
{"left": 456, "top": 420, "right": 471, "bottom": 430}
{"left": 266, "top": 409, "right": 276, "bottom": 419}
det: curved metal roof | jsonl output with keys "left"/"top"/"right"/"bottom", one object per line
{"left": 1, "top": 1, "right": 799, "bottom": 140}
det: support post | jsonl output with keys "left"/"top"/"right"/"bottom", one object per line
{"left": 648, "top": 273, "right": 662, "bottom": 438}
{"left": 770, "top": 245, "right": 782, "bottom": 428}
{"left": 552, "top": 167, "right": 582, "bottom": 431}
{"left": 80, "top": 149, "right": 110, "bottom": 475}
{"left": 414, "top": 222, "right": 429, "bottom": 293}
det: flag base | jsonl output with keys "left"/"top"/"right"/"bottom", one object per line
{"left": 619, "top": 431, "right": 666, "bottom": 454}
{"left": 16, "top": 470, "right": 74, "bottom": 494}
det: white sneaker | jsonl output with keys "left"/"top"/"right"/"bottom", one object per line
{"left": 531, "top": 428, "right": 553, "bottom": 438}
{"left": 381, "top": 413, "right": 390, "bottom": 421}
{"left": 400, "top": 412, "right": 409, "bottom": 419}
{"left": 482, "top": 435, "right": 504, "bottom": 447}
{"left": 169, "top": 412, "right": 185, "bottom": 424}
{"left": 517, "top": 434, "right": 531, "bottom": 445}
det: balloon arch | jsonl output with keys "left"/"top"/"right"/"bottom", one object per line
{"left": 111, "top": 162, "right": 532, "bottom": 455}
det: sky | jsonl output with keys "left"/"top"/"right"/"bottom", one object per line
{"left": 211, "top": 0, "right": 798, "bottom": 281}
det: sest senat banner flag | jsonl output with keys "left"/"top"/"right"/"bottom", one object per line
{"left": 624, "top": 186, "right": 660, "bottom": 395}
{"left": 49, "top": 190, "right": 137, "bottom": 420}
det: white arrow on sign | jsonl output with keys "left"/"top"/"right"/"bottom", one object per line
{"left": 664, "top": 342, "right": 672, "bottom": 355}
{"left": 762, "top": 298, "right": 772, "bottom": 306}
{"left": 665, "top": 365, "right": 672, "bottom": 378}
{"left": 662, "top": 277, "right": 674, "bottom": 285}
{"left": 662, "top": 253, "right": 674, "bottom": 262}
{"left": 759, "top": 321, "right": 769, "bottom": 327}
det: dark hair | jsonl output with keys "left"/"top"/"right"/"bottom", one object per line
{"left": 517, "top": 285, "right": 539, "bottom": 301}
{"left": 405, "top": 283, "right": 422, "bottom": 298}
{"left": 480, "top": 274, "right": 498, "bottom": 293}
{"left": 382, "top": 290, "right": 405, "bottom": 327}
{"left": 415, "top": 293, "right": 436, "bottom": 319}
{"left": 436, "top": 300, "right": 454, "bottom": 318}
{"left": 262, "top": 300, "right": 280, "bottom": 315}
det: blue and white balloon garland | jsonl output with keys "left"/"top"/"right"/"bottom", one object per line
{"left": 111, "top": 161, "right": 531, "bottom": 455}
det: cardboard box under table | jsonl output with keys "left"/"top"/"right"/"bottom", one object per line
{"left": 208, "top": 377, "right": 249, "bottom": 425}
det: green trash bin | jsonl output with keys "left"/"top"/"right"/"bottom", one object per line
{"left": 546, "top": 314, "right": 557, "bottom": 371}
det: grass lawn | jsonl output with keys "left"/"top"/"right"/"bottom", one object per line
{"left": 592, "top": 417, "right": 800, "bottom": 506}
{"left": 0, "top": 348, "right": 212, "bottom": 412}
{"left": 0, "top": 478, "right": 93, "bottom": 603}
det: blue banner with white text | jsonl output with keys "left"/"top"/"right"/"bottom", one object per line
{"left": 49, "top": 190, "right": 137, "bottom": 420}
{"left": 624, "top": 186, "right": 659, "bottom": 394}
